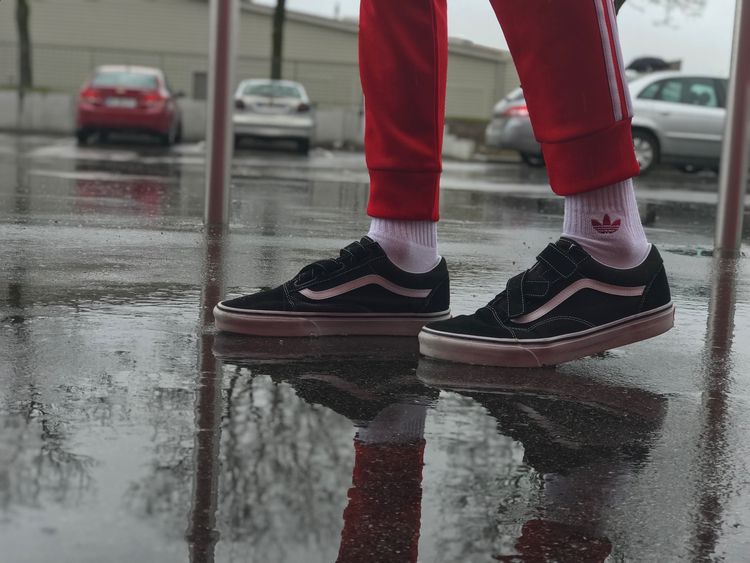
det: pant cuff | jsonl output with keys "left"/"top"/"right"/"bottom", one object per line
{"left": 541, "top": 119, "right": 641, "bottom": 196}
{"left": 367, "top": 169, "right": 441, "bottom": 221}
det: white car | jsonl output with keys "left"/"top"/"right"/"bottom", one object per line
{"left": 629, "top": 71, "right": 727, "bottom": 173}
{"left": 485, "top": 72, "right": 729, "bottom": 173}
{"left": 233, "top": 79, "right": 315, "bottom": 154}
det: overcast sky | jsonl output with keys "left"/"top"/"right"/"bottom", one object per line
{"left": 255, "top": 0, "right": 735, "bottom": 76}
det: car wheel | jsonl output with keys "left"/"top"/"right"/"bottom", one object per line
{"left": 296, "top": 139, "right": 310, "bottom": 155}
{"left": 233, "top": 135, "right": 244, "bottom": 150}
{"left": 160, "top": 121, "right": 178, "bottom": 147}
{"left": 520, "top": 152, "right": 545, "bottom": 167}
{"left": 632, "top": 130, "right": 660, "bottom": 174}
{"left": 76, "top": 130, "right": 89, "bottom": 146}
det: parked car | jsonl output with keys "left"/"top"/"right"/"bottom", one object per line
{"left": 485, "top": 87, "right": 543, "bottom": 167}
{"left": 485, "top": 72, "right": 728, "bottom": 174}
{"left": 76, "top": 65, "right": 183, "bottom": 146}
{"left": 233, "top": 79, "right": 315, "bottom": 154}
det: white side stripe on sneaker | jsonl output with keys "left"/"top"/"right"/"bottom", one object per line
{"left": 514, "top": 279, "right": 645, "bottom": 324}
{"left": 299, "top": 274, "right": 432, "bottom": 300}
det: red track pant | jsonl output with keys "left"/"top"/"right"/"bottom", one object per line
{"left": 360, "top": 0, "right": 640, "bottom": 221}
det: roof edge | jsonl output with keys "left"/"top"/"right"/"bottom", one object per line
{"left": 240, "top": 1, "right": 511, "bottom": 61}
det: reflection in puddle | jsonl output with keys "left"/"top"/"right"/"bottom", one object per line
{"left": 419, "top": 360, "right": 666, "bottom": 562}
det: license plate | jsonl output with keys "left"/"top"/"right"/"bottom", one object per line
{"left": 255, "top": 103, "right": 289, "bottom": 114}
{"left": 105, "top": 97, "right": 137, "bottom": 108}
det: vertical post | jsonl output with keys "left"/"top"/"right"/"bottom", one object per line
{"left": 205, "top": 0, "right": 239, "bottom": 227}
{"left": 186, "top": 227, "right": 226, "bottom": 563}
{"left": 715, "top": 0, "right": 750, "bottom": 255}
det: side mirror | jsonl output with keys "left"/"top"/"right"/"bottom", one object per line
{"left": 174, "top": 91, "right": 186, "bottom": 99}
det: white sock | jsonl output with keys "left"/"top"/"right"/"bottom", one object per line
{"left": 368, "top": 218, "right": 440, "bottom": 273}
{"left": 562, "top": 179, "right": 650, "bottom": 269}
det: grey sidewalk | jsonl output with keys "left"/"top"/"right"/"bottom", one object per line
{"left": 1, "top": 135, "right": 749, "bottom": 562}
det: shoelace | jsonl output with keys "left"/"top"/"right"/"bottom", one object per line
{"left": 293, "top": 239, "right": 372, "bottom": 285}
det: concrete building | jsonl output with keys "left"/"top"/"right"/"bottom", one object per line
{"left": 0, "top": 0, "right": 519, "bottom": 144}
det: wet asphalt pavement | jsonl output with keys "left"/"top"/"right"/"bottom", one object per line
{"left": 1, "top": 133, "right": 749, "bottom": 563}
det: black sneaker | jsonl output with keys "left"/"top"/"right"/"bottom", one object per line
{"left": 419, "top": 238, "right": 674, "bottom": 367}
{"left": 214, "top": 237, "right": 450, "bottom": 336}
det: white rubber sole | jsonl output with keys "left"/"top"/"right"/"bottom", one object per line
{"left": 213, "top": 305, "right": 451, "bottom": 337}
{"left": 418, "top": 303, "right": 675, "bottom": 368}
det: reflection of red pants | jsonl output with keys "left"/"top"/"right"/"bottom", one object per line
{"left": 496, "top": 520, "right": 613, "bottom": 562}
{"left": 361, "top": 0, "right": 639, "bottom": 221}
{"left": 336, "top": 440, "right": 425, "bottom": 563}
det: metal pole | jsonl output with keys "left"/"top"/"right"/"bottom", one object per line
{"left": 204, "top": 0, "right": 239, "bottom": 227}
{"left": 186, "top": 227, "right": 225, "bottom": 563}
{"left": 715, "top": 0, "right": 750, "bottom": 255}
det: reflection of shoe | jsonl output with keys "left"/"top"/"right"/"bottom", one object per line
{"left": 495, "top": 519, "right": 612, "bottom": 562}
{"left": 214, "top": 332, "right": 430, "bottom": 424}
{"left": 419, "top": 238, "right": 674, "bottom": 367}
{"left": 416, "top": 359, "right": 666, "bottom": 422}
{"left": 213, "top": 334, "right": 419, "bottom": 363}
{"left": 214, "top": 237, "right": 450, "bottom": 337}
{"left": 222, "top": 357, "right": 436, "bottom": 426}
{"left": 417, "top": 359, "right": 666, "bottom": 472}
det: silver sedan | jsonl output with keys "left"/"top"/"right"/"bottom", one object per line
{"left": 233, "top": 79, "right": 315, "bottom": 154}
{"left": 485, "top": 72, "right": 728, "bottom": 173}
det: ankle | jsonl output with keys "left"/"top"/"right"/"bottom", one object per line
{"left": 562, "top": 179, "right": 649, "bottom": 269}
{"left": 368, "top": 218, "right": 440, "bottom": 273}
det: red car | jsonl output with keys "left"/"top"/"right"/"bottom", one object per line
{"left": 76, "top": 65, "right": 183, "bottom": 146}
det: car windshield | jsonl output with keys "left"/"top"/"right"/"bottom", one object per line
{"left": 92, "top": 71, "right": 158, "bottom": 90}
{"left": 242, "top": 82, "right": 302, "bottom": 99}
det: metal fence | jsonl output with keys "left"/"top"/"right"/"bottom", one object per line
{"left": 1, "top": 42, "right": 363, "bottom": 110}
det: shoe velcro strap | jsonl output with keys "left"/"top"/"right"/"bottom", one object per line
{"left": 537, "top": 244, "right": 577, "bottom": 278}
{"left": 506, "top": 271, "right": 527, "bottom": 318}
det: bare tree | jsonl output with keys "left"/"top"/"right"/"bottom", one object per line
{"left": 16, "top": 0, "right": 33, "bottom": 98}
{"left": 648, "top": 0, "right": 707, "bottom": 22}
{"left": 618, "top": 0, "right": 708, "bottom": 23}
{"left": 270, "top": 0, "right": 286, "bottom": 80}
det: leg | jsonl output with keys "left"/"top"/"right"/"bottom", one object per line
{"left": 359, "top": 0, "right": 447, "bottom": 221}
{"left": 489, "top": 0, "right": 638, "bottom": 195}
{"left": 214, "top": 1, "right": 450, "bottom": 336}
{"left": 215, "top": 0, "right": 451, "bottom": 336}
{"left": 489, "top": 0, "right": 647, "bottom": 268}
{"left": 360, "top": 0, "right": 447, "bottom": 273}
{"left": 419, "top": 0, "right": 674, "bottom": 366}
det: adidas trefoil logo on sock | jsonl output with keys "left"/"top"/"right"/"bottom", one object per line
{"left": 591, "top": 214, "right": 621, "bottom": 234}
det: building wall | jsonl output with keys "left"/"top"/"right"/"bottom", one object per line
{"left": 0, "top": 0, "right": 518, "bottom": 118}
